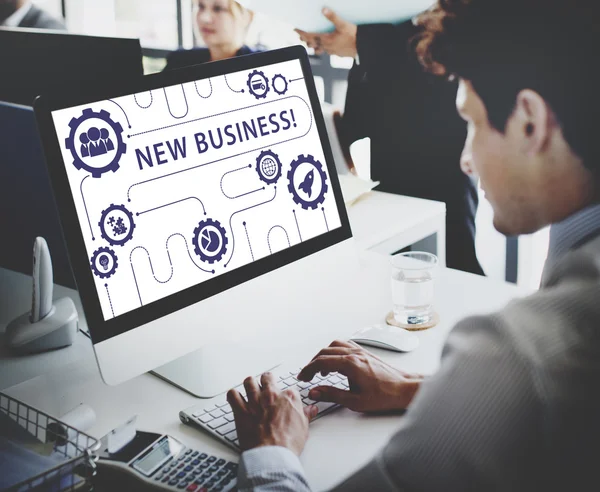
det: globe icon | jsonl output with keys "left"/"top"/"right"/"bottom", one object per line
{"left": 261, "top": 157, "right": 277, "bottom": 177}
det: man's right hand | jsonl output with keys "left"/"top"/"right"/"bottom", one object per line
{"left": 297, "top": 340, "right": 424, "bottom": 413}
{"left": 295, "top": 8, "right": 358, "bottom": 58}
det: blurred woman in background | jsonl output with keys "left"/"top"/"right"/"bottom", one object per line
{"left": 165, "top": 0, "right": 256, "bottom": 70}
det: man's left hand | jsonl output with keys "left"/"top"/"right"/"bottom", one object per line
{"left": 227, "top": 373, "right": 318, "bottom": 456}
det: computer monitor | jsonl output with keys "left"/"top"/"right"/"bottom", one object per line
{"left": 0, "top": 27, "right": 143, "bottom": 107}
{"left": 34, "top": 46, "right": 359, "bottom": 397}
{"left": 0, "top": 102, "right": 75, "bottom": 288}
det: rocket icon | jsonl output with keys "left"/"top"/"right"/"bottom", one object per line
{"left": 298, "top": 169, "right": 314, "bottom": 197}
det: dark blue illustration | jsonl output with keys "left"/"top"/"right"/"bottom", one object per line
{"left": 65, "top": 108, "right": 126, "bottom": 178}
{"left": 247, "top": 69, "right": 269, "bottom": 99}
{"left": 99, "top": 204, "right": 136, "bottom": 247}
{"left": 192, "top": 218, "right": 228, "bottom": 264}
{"left": 272, "top": 74, "right": 289, "bottom": 96}
{"left": 298, "top": 169, "right": 314, "bottom": 197}
{"left": 90, "top": 246, "right": 118, "bottom": 279}
{"left": 287, "top": 154, "right": 329, "bottom": 210}
{"left": 255, "top": 149, "right": 282, "bottom": 185}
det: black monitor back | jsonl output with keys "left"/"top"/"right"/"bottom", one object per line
{"left": 0, "top": 27, "right": 143, "bottom": 106}
{"left": 0, "top": 101, "right": 75, "bottom": 287}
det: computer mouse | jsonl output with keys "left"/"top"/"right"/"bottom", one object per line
{"left": 350, "top": 324, "right": 420, "bottom": 353}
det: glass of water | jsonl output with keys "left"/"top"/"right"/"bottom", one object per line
{"left": 390, "top": 252, "right": 438, "bottom": 328}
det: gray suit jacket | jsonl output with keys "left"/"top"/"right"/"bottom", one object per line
{"left": 239, "top": 222, "right": 600, "bottom": 490}
{"left": 19, "top": 5, "right": 65, "bottom": 30}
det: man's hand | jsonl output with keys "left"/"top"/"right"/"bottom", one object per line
{"left": 298, "top": 340, "right": 424, "bottom": 413}
{"left": 227, "top": 373, "right": 318, "bottom": 456}
{"left": 296, "top": 8, "right": 358, "bottom": 58}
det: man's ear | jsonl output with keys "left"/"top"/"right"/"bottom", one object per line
{"left": 513, "top": 89, "right": 554, "bottom": 155}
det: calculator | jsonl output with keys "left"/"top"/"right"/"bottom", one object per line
{"left": 96, "top": 430, "right": 237, "bottom": 491}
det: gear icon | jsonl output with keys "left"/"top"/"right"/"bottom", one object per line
{"left": 90, "top": 247, "right": 118, "bottom": 279}
{"left": 272, "top": 74, "right": 289, "bottom": 96}
{"left": 192, "top": 219, "right": 228, "bottom": 264}
{"left": 287, "top": 154, "right": 329, "bottom": 210}
{"left": 247, "top": 70, "right": 270, "bottom": 99}
{"left": 64, "top": 108, "right": 127, "bottom": 178}
{"left": 98, "top": 204, "right": 136, "bottom": 247}
{"left": 256, "top": 150, "right": 282, "bottom": 185}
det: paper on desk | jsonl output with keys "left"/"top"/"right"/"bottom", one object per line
{"left": 244, "top": 0, "right": 434, "bottom": 32}
{"left": 338, "top": 173, "right": 379, "bottom": 206}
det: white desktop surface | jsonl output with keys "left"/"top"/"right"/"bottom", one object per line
{"left": 348, "top": 191, "right": 446, "bottom": 259}
{"left": 2, "top": 251, "right": 530, "bottom": 491}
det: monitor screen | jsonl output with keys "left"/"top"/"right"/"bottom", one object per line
{"left": 49, "top": 56, "right": 345, "bottom": 328}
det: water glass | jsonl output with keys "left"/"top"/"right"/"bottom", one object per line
{"left": 391, "top": 252, "right": 438, "bottom": 328}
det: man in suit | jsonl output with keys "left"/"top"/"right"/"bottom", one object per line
{"left": 0, "top": 0, "right": 66, "bottom": 30}
{"left": 298, "top": 9, "right": 484, "bottom": 276}
{"left": 224, "top": 0, "right": 600, "bottom": 489}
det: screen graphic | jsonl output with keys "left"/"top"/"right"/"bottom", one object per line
{"left": 51, "top": 60, "right": 342, "bottom": 321}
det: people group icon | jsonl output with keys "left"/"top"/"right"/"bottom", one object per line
{"left": 80, "top": 127, "right": 114, "bottom": 158}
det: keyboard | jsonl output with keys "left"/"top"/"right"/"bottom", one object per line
{"left": 179, "top": 368, "right": 349, "bottom": 451}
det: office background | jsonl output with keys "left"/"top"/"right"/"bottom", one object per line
{"left": 22, "top": 0, "right": 551, "bottom": 289}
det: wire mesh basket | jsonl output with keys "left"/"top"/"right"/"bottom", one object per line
{"left": 0, "top": 392, "right": 101, "bottom": 492}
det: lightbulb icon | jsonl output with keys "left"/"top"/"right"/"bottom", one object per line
{"left": 99, "top": 255, "right": 109, "bottom": 271}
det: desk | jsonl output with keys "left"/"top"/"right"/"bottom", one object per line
{"left": 2, "top": 251, "right": 528, "bottom": 491}
{"left": 0, "top": 190, "right": 446, "bottom": 391}
{"left": 349, "top": 191, "right": 446, "bottom": 261}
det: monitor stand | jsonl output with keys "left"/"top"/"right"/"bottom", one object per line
{"left": 151, "top": 341, "right": 282, "bottom": 398}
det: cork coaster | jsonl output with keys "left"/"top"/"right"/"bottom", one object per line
{"left": 385, "top": 311, "right": 439, "bottom": 331}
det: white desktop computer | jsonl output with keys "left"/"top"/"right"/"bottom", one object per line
{"left": 34, "top": 46, "right": 360, "bottom": 398}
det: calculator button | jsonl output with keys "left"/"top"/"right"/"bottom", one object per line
{"left": 209, "top": 465, "right": 219, "bottom": 473}
{"left": 217, "top": 469, "right": 227, "bottom": 477}
{"left": 185, "top": 449, "right": 192, "bottom": 455}
{"left": 214, "top": 486, "right": 224, "bottom": 492}
{"left": 200, "top": 462, "right": 209, "bottom": 469}
{"left": 169, "top": 479, "right": 179, "bottom": 486}
{"left": 177, "top": 472, "right": 186, "bottom": 479}
{"left": 185, "top": 457, "right": 192, "bottom": 463}
{"left": 225, "top": 463, "right": 237, "bottom": 471}
{"left": 186, "top": 485, "right": 198, "bottom": 492}
{"left": 162, "top": 476, "right": 170, "bottom": 483}
{"left": 177, "top": 483, "right": 188, "bottom": 489}
{"left": 199, "top": 453, "right": 208, "bottom": 460}
{"left": 184, "top": 466, "right": 192, "bottom": 472}
{"left": 207, "top": 456, "right": 217, "bottom": 463}
{"left": 191, "top": 451, "right": 199, "bottom": 458}
{"left": 216, "top": 459, "right": 226, "bottom": 466}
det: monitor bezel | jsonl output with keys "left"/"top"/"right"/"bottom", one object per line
{"left": 34, "top": 45, "right": 352, "bottom": 345}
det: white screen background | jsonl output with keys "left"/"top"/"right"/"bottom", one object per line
{"left": 51, "top": 59, "right": 342, "bottom": 321}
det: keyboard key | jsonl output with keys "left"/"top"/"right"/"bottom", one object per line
{"left": 217, "top": 421, "right": 236, "bottom": 436}
{"left": 224, "top": 430, "right": 238, "bottom": 441}
{"left": 202, "top": 405, "right": 217, "bottom": 414}
{"left": 315, "top": 401, "right": 337, "bottom": 413}
{"left": 224, "top": 413, "right": 235, "bottom": 422}
{"left": 209, "top": 409, "right": 225, "bottom": 418}
{"left": 198, "top": 414, "right": 213, "bottom": 423}
{"left": 234, "top": 439, "right": 240, "bottom": 446}
{"left": 217, "top": 401, "right": 230, "bottom": 408}
{"left": 208, "top": 417, "right": 228, "bottom": 429}
{"left": 220, "top": 404, "right": 232, "bottom": 414}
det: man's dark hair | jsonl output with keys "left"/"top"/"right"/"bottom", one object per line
{"left": 415, "top": 0, "right": 598, "bottom": 172}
